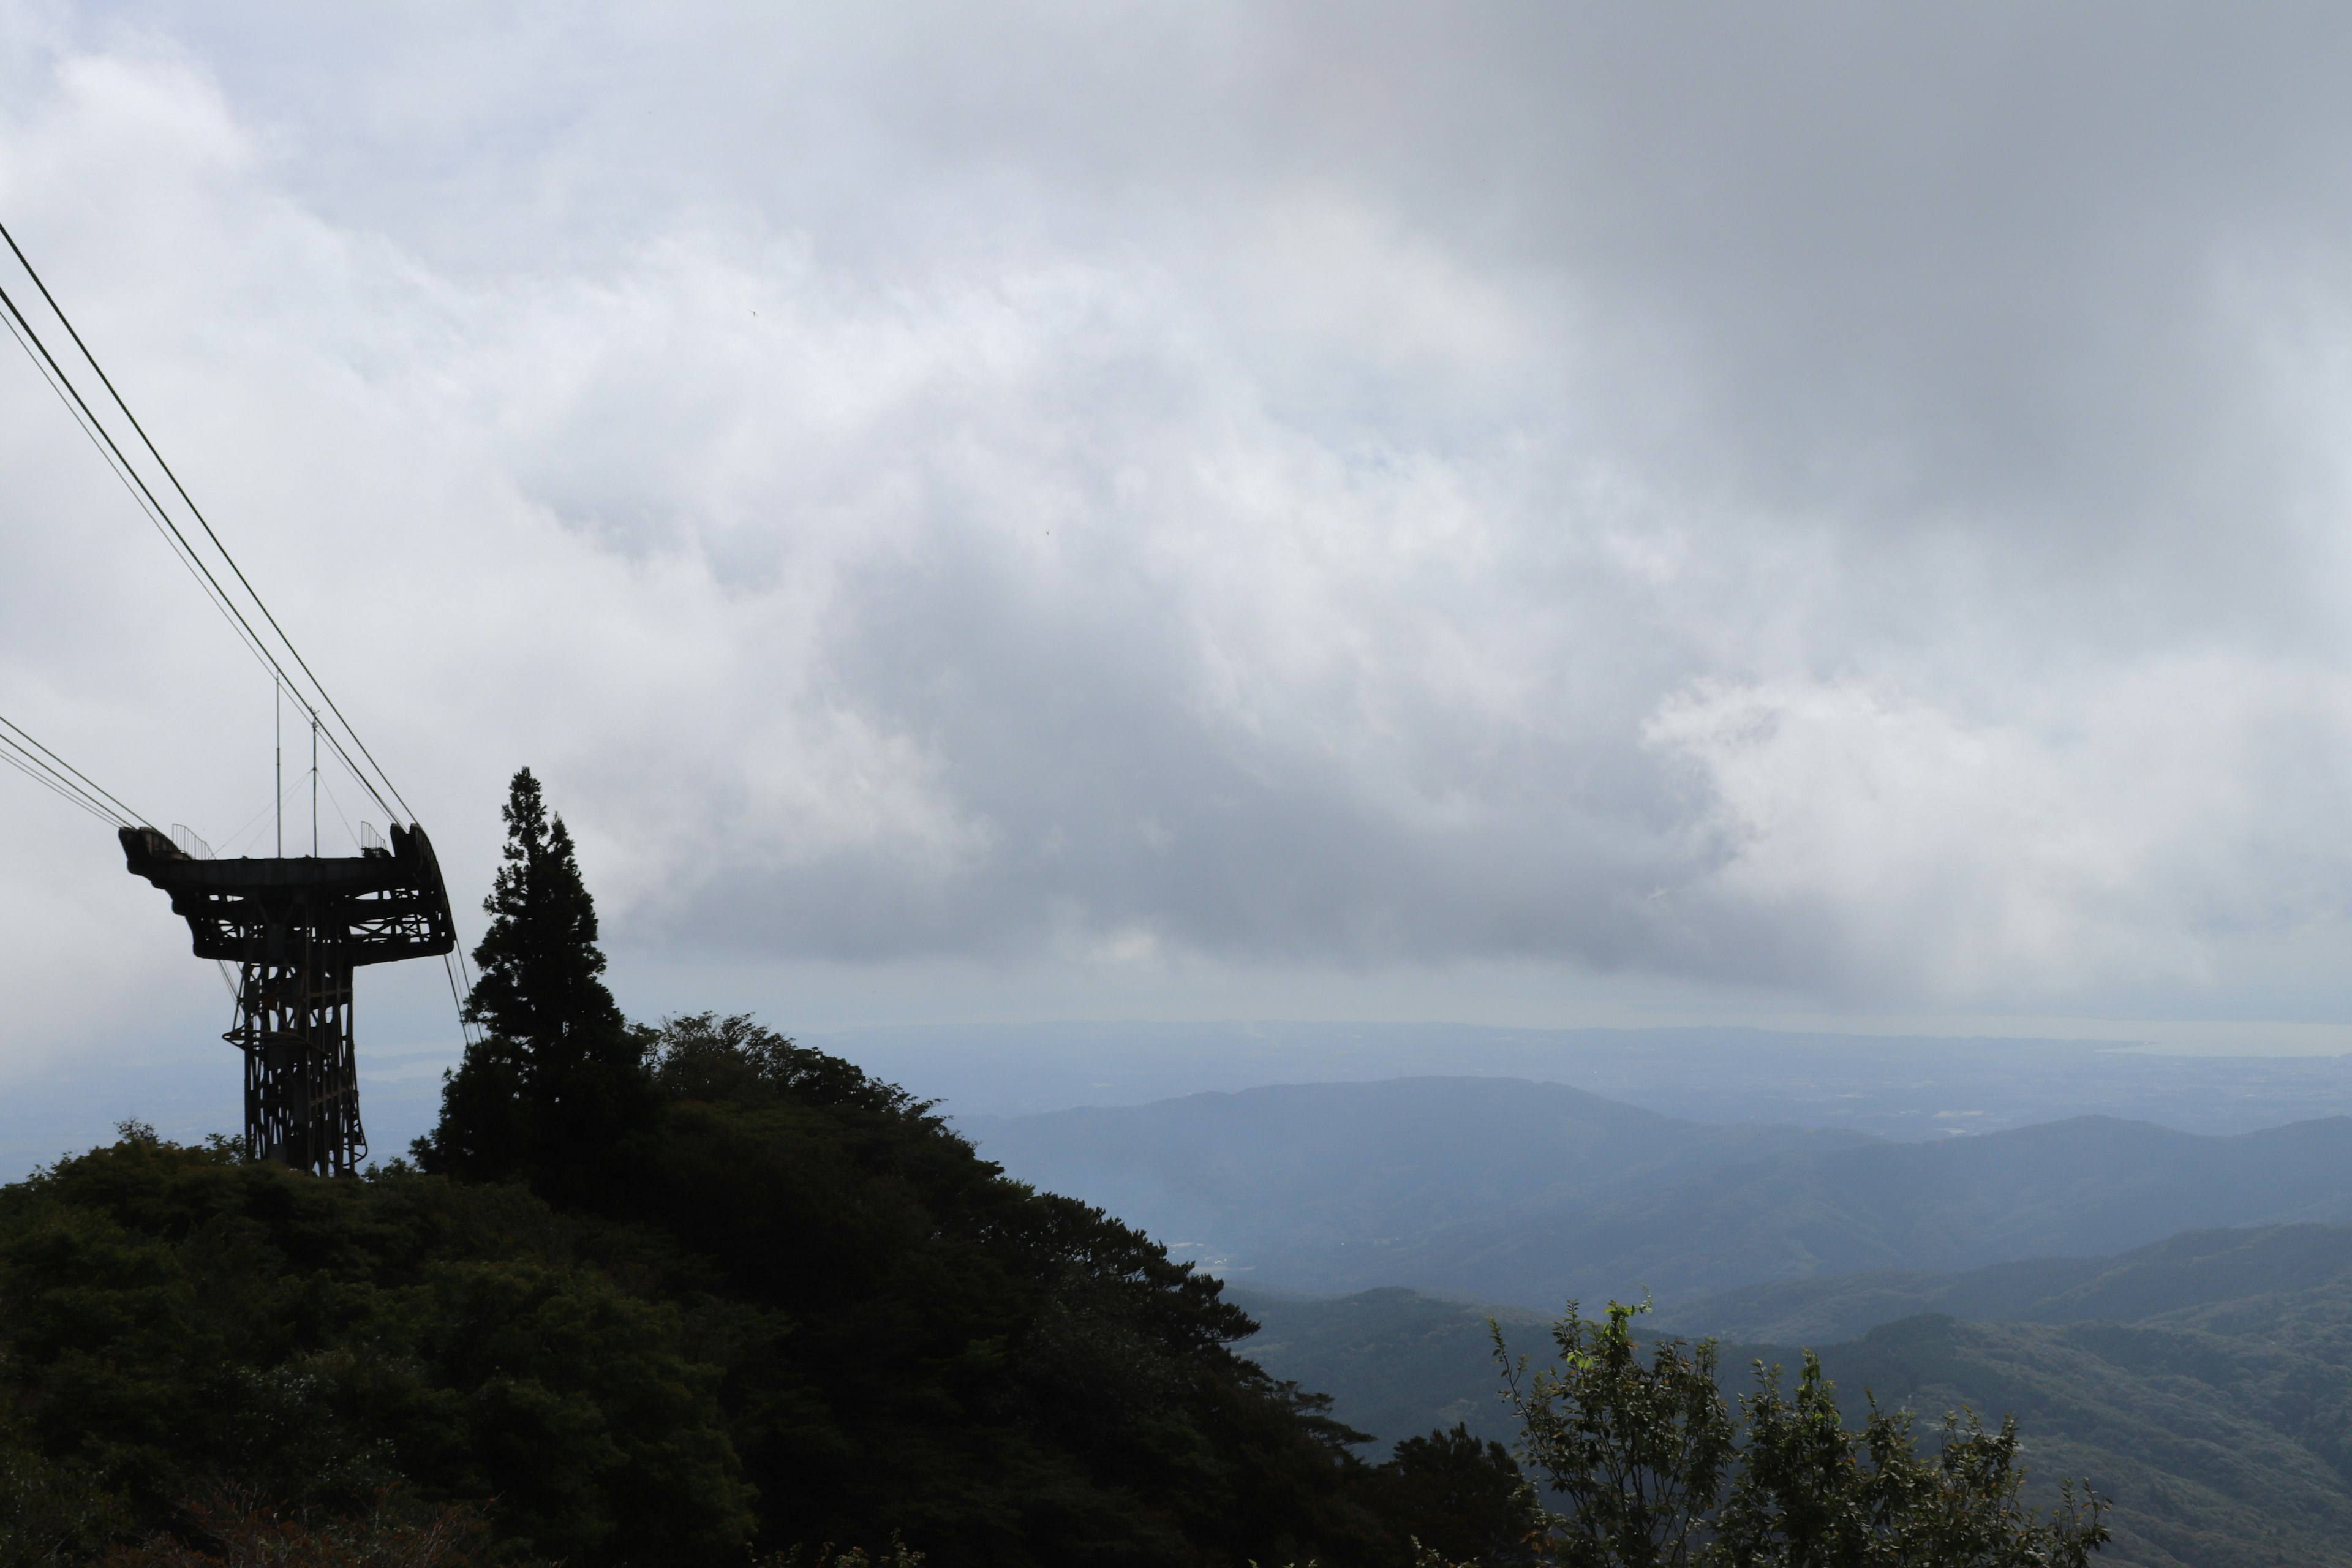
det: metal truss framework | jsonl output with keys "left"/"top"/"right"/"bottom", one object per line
{"left": 121, "top": 823, "right": 456, "bottom": 1177}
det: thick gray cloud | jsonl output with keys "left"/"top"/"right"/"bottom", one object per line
{"left": 7, "top": 1, "right": 2352, "bottom": 1077}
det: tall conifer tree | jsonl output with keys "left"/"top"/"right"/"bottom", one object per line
{"left": 417, "top": 767, "right": 652, "bottom": 1188}
{"left": 464, "top": 767, "right": 625, "bottom": 1049}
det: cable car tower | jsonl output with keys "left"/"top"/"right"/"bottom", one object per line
{"left": 118, "top": 822, "right": 455, "bottom": 1175}
{"left": 0, "top": 219, "right": 466, "bottom": 1177}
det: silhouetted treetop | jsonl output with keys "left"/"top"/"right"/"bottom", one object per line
{"left": 650, "top": 1011, "right": 928, "bottom": 1119}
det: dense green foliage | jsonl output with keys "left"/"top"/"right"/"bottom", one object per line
{"left": 609, "top": 1012, "right": 1396, "bottom": 1564}
{"left": 0, "top": 1046, "right": 1423, "bottom": 1565}
{"left": 1371, "top": 1426, "right": 1542, "bottom": 1567}
{"left": 1494, "top": 1302, "right": 2106, "bottom": 1567}
{"left": 0, "top": 1134, "right": 747, "bottom": 1566}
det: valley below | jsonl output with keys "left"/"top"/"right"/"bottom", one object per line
{"left": 965, "top": 1073, "right": 2352, "bottom": 1568}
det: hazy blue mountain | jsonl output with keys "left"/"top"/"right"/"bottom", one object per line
{"left": 1379, "top": 1114, "right": 2352, "bottom": 1308}
{"left": 968, "top": 1079, "right": 2352, "bottom": 1306}
{"left": 24, "top": 1016, "right": 2352, "bottom": 1181}
{"left": 961, "top": 1076, "right": 1874, "bottom": 1278}
{"left": 846, "top": 1019, "right": 2352, "bottom": 1136}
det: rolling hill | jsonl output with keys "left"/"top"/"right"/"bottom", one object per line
{"left": 1654, "top": 1221, "right": 2352, "bottom": 1344}
{"left": 1387, "top": 1113, "right": 2352, "bottom": 1308}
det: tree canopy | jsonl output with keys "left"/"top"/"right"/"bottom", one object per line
{"left": 1487, "top": 1300, "right": 2109, "bottom": 1568}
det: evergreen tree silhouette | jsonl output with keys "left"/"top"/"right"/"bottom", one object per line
{"left": 464, "top": 767, "right": 625, "bottom": 1047}
{"left": 417, "top": 767, "right": 652, "bottom": 1191}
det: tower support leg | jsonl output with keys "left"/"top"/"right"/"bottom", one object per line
{"left": 227, "top": 954, "right": 366, "bottom": 1176}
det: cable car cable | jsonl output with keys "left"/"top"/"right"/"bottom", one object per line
{"left": 0, "top": 219, "right": 415, "bottom": 823}
{"left": 0, "top": 279, "right": 394, "bottom": 823}
{"left": 0, "top": 742, "right": 121, "bottom": 824}
{"left": 0, "top": 292, "right": 284, "bottom": 684}
{"left": 0, "top": 224, "right": 407, "bottom": 821}
{"left": 0, "top": 710, "right": 153, "bottom": 829}
{"left": 0, "top": 274, "right": 374, "bottom": 794}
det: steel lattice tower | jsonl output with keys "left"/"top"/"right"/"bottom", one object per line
{"left": 121, "top": 823, "right": 456, "bottom": 1176}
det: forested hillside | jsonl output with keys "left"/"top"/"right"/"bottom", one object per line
{"left": 1656, "top": 1221, "right": 2352, "bottom": 1343}
{"left": 0, "top": 1041, "right": 1430, "bottom": 1566}
{"left": 1239, "top": 1227, "right": 2352, "bottom": 1568}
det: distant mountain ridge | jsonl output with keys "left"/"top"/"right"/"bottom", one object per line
{"left": 836, "top": 1019, "right": 2352, "bottom": 1136}
{"left": 966, "top": 1079, "right": 2352, "bottom": 1306}
{"left": 1390, "top": 1112, "right": 2352, "bottom": 1307}
{"left": 961, "top": 1076, "right": 1874, "bottom": 1278}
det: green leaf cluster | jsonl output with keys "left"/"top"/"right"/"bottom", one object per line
{"left": 1494, "top": 1302, "right": 2108, "bottom": 1567}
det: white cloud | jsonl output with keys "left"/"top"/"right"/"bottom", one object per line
{"left": 9, "top": 1, "right": 2352, "bottom": 1081}
{"left": 1646, "top": 663, "right": 2352, "bottom": 999}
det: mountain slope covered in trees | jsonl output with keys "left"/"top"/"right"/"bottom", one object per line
{"left": 1237, "top": 1229, "right": 2352, "bottom": 1568}
{"left": 1769, "top": 1311, "right": 2352, "bottom": 1568}
{"left": 0, "top": 1036, "right": 1437, "bottom": 1566}
{"left": 1654, "top": 1221, "right": 2352, "bottom": 1344}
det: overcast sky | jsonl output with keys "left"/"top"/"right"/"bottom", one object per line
{"left": 8, "top": 1, "right": 2352, "bottom": 1080}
